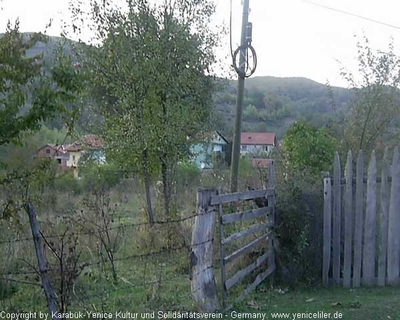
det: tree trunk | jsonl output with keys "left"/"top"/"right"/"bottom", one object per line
{"left": 143, "top": 149, "right": 154, "bottom": 225}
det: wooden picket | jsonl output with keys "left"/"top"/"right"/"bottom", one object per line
{"left": 323, "top": 149, "right": 400, "bottom": 287}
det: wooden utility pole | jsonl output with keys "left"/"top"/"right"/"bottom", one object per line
{"left": 230, "top": 0, "right": 251, "bottom": 193}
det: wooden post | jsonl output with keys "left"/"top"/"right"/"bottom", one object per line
{"left": 190, "top": 189, "right": 220, "bottom": 312}
{"left": 378, "top": 148, "right": 389, "bottom": 286}
{"left": 388, "top": 147, "right": 400, "bottom": 285}
{"left": 267, "top": 161, "right": 276, "bottom": 286}
{"left": 217, "top": 188, "right": 227, "bottom": 309}
{"left": 343, "top": 151, "right": 353, "bottom": 288}
{"left": 363, "top": 150, "right": 377, "bottom": 286}
{"left": 322, "top": 175, "right": 332, "bottom": 286}
{"left": 26, "top": 202, "right": 59, "bottom": 319}
{"left": 353, "top": 151, "right": 364, "bottom": 287}
{"left": 332, "top": 152, "right": 341, "bottom": 285}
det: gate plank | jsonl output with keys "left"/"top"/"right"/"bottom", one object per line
{"left": 221, "top": 206, "right": 272, "bottom": 225}
{"left": 343, "top": 151, "right": 353, "bottom": 288}
{"left": 223, "top": 232, "right": 271, "bottom": 265}
{"left": 363, "top": 151, "right": 377, "bottom": 286}
{"left": 323, "top": 176, "right": 332, "bottom": 286}
{"left": 222, "top": 222, "right": 272, "bottom": 245}
{"left": 225, "top": 248, "right": 273, "bottom": 290}
{"left": 210, "top": 189, "right": 274, "bottom": 205}
{"left": 238, "top": 261, "right": 276, "bottom": 301}
{"left": 333, "top": 152, "right": 341, "bottom": 285}
{"left": 378, "top": 148, "right": 389, "bottom": 286}
{"left": 388, "top": 147, "right": 400, "bottom": 285}
{"left": 353, "top": 151, "right": 364, "bottom": 287}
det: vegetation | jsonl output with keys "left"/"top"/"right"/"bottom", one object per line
{"left": 338, "top": 35, "right": 400, "bottom": 155}
{"left": 283, "top": 120, "right": 337, "bottom": 177}
{"left": 3, "top": 0, "right": 400, "bottom": 314}
{"left": 233, "top": 286, "right": 400, "bottom": 320}
{"left": 69, "top": 0, "right": 221, "bottom": 223}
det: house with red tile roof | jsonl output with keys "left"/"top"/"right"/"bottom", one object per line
{"left": 240, "top": 132, "right": 277, "bottom": 156}
{"left": 35, "top": 134, "right": 105, "bottom": 178}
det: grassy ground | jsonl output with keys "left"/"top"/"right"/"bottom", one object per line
{"left": 232, "top": 285, "right": 400, "bottom": 320}
{"left": 1, "top": 177, "right": 400, "bottom": 319}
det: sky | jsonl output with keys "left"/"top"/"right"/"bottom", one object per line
{"left": 1, "top": 0, "right": 400, "bottom": 87}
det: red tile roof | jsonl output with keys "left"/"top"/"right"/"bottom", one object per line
{"left": 66, "top": 135, "right": 104, "bottom": 152}
{"left": 241, "top": 132, "right": 276, "bottom": 146}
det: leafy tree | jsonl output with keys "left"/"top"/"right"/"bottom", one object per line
{"left": 283, "top": 120, "right": 337, "bottom": 176}
{"left": 243, "top": 104, "right": 259, "bottom": 121}
{"left": 339, "top": 35, "right": 400, "bottom": 154}
{"left": 0, "top": 22, "right": 82, "bottom": 146}
{"left": 0, "top": 21, "right": 83, "bottom": 219}
{"left": 70, "top": 0, "right": 220, "bottom": 221}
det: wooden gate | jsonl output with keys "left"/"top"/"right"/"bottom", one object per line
{"left": 323, "top": 149, "right": 400, "bottom": 288}
{"left": 190, "top": 162, "right": 277, "bottom": 311}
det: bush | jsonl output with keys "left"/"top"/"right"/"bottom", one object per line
{"left": 54, "top": 171, "right": 82, "bottom": 194}
{"left": 174, "top": 161, "right": 201, "bottom": 188}
{"left": 273, "top": 161, "right": 324, "bottom": 287}
{"left": 80, "top": 162, "right": 122, "bottom": 192}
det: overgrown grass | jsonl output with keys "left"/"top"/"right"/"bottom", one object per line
{"left": 1, "top": 168, "right": 399, "bottom": 319}
{"left": 232, "top": 286, "right": 400, "bottom": 320}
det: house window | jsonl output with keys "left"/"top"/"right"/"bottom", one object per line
{"left": 57, "top": 159, "right": 61, "bottom": 164}
{"left": 46, "top": 149, "right": 50, "bottom": 154}
{"left": 73, "top": 155, "right": 76, "bottom": 161}
{"left": 241, "top": 145, "right": 247, "bottom": 150}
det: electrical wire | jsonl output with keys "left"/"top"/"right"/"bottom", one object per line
{"left": 302, "top": 0, "right": 400, "bottom": 30}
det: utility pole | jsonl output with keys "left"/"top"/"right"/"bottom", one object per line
{"left": 230, "top": 0, "right": 251, "bottom": 193}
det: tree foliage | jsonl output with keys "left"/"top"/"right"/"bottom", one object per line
{"left": 0, "top": 21, "right": 84, "bottom": 219}
{"left": 340, "top": 35, "right": 400, "bottom": 154}
{"left": 283, "top": 120, "right": 337, "bottom": 176}
{"left": 0, "top": 21, "right": 83, "bottom": 146}
{"left": 72, "top": 0, "right": 220, "bottom": 218}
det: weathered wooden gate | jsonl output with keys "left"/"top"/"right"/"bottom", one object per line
{"left": 323, "top": 149, "right": 400, "bottom": 288}
{"left": 190, "top": 162, "right": 277, "bottom": 311}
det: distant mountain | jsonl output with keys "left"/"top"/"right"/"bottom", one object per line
{"left": 214, "top": 76, "right": 354, "bottom": 139}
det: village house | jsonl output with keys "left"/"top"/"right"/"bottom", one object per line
{"left": 35, "top": 144, "right": 70, "bottom": 172}
{"left": 190, "top": 131, "right": 228, "bottom": 169}
{"left": 35, "top": 134, "right": 105, "bottom": 178}
{"left": 240, "top": 132, "right": 277, "bottom": 156}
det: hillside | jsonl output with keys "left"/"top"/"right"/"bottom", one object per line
{"left": 11, "top": 33, "right": 354, "bottom": 138}
{"left": 214, "top": 76, "right": 353, "bottom": 139}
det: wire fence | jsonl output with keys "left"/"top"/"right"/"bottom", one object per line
{"left": 0, "top": 203, "right": 214, "bottom": 312}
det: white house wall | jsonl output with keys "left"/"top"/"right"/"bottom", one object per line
{"left": 240, "top": 144, "right": 274, "bottom": 156}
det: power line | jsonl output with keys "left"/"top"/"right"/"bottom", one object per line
{"left": 302, "top": 0, "right": 400, "bottom": 30}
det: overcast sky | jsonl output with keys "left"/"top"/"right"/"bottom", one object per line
{"left": 1, "top": 0, "right": 400, "bottom": 87}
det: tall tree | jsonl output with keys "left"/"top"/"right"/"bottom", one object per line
{"left": 340, "top": 35, "right": 400, "bottom": 154}
{"left": 0, "top": 21, "right": 83, "bottom": 218}
{"left": 71, "top": 0, "right": 220, "bottom": 220}
{"left": 0, "top": 21, "right": 82, "bottom": 146}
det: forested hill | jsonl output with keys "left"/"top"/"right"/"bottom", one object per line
{"left": 215, "top": 76, "right": 353, "bottom": 139}
{"left": 12, "top": 33, "right": 354, "bottom": 138}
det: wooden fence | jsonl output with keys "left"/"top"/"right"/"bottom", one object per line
{"left": 190, "top": 162, "right": 276, "bottom": 311}
{"left": 323, "top": 148, "right": 400, "bottom": 288}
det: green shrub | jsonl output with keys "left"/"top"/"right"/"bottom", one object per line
{"left": 174, "top": 161, "right": 201, "bottom": 188}
{"left": 273, "top": 161, "right": 324, "bottom": 287}
{"left": 54, "top": 171, "right": 82, "bottom": 194}
{"left": 80, "top": 162, "right": 122, "bottom": 192}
